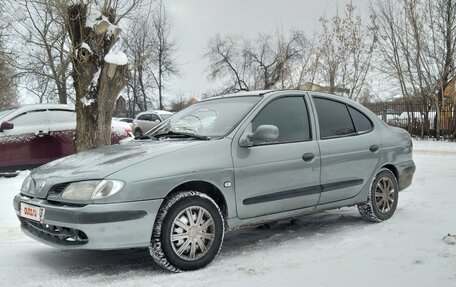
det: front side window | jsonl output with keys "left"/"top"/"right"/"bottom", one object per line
{"left": 252, "top": 96, "right": 311, "bottom": 144}
{"left": 313, "top": 98, "right": 355, "bottom": 139}
{"left": 150, "top": 114, "right": 160, "bottom": 122}
{"left": 11, "top": 110, "right": 48, "bottom": 126}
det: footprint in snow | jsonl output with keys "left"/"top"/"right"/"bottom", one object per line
{"left": 442, "top": 234, "right": 456, "bottom": 245}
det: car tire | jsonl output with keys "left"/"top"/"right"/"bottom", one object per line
{"left": 134, "top": 128, "right": 143, "bottom": 138}
{"left": 150, "top": 191, "right": 224, "bottom": 272}
{"left": 357, "top": 168, "right": 399, "bottom": 222}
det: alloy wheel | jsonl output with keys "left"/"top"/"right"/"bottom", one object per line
{"left": 375, "top": 176, "right": 396, "bottom": 213}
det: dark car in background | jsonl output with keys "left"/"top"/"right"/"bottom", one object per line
{"left": 0, "top": 104, "right": 132, "bottom": 174}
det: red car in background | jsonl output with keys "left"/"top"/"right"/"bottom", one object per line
{"left": 0, "top": 104, "right": 132, "bottom": 175}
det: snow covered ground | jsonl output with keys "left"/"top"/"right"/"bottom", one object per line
{"left": 0, "top": 140, "right": 455, "bottom": 287}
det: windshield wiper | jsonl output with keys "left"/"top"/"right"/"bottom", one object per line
{"left": 152, "top": 131, "right": 210, "bottom": 140}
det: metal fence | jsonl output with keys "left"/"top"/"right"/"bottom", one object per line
{"left": 364, "top": 101, "right": 456, "bottom": 140}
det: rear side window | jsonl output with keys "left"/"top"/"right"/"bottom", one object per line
{"left": 49, "top": 109, "right": 76, "bottom": 123}
{"left": 313, "top": 98, "right": 355, "bottom": 139}
{"left": 348, "top": 106, "right": 373, "bottom": 133}
{"left": 252, "top": 96, "right": 311, "bottom": 143}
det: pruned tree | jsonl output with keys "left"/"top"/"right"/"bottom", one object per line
{"left": 5, "top": 0, "right": 71, "bottom": 104}
{"left": 317, "top": 2, "right": 377, "bottom": 100}
{"left": 53, "top": 0, "right": 141, "bottom": 152}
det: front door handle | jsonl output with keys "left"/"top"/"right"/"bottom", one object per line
{"left": 302, "top": 153, "right": 315, "bottom": 162}
{"left": 369, "top": 145, "right": 379, "bottom": 152}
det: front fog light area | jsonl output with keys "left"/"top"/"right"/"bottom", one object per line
{"left": 60, "top": 180, "right": 124, "bottom": 201}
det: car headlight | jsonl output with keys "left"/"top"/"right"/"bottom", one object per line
{"left": 21, "top": 176, "right": 33, "bottom": 193}
{"left": 60, "top": 180, "right": 124, "bottom": 201}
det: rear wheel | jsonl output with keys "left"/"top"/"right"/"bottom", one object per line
{"left": 358, "top": 168, "right": 399, "bottom": 222}
{"left": 150, "top": 191, "right": 224, "bottom": 272}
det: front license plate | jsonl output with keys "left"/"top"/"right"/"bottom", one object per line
{"left": 20, "top": 203, "right": 45, "bottom": 222}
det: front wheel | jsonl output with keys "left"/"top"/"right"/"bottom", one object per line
{"left": 358, "top": 168, "right": 399, "bottom": 222}
{"left": 150, "top": 191, "right": 224, "bottom": 272}
{"left": 134, "top": 128, "right": 143, "bottom": 138}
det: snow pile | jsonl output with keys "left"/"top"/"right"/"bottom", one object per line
{"left": 80, "top": 42, "right": 92, "bottom": 53}
{"left": 443, "top": 234, "right": 456, "bottom": 245}
{"left": 80, "top": 96, "right": 95, "bottom": 107}
{"left": 104, "top": 51, "right": 128, "bottom": 65}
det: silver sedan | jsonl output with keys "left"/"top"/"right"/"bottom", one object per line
{"left": 14, "top": 90, "right": 415, "bottom": 272}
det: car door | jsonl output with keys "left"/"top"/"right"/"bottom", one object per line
{"left": 232, "top": 95, "right": 321, "bottom": 219}
{"left": 48, "top": 108, "right": 77, "bottom": 161}
{"left": 0, "top": 109, "right": 51, "bottom": 170}
{"left": 311, "top": 96, "right": 382, "bottom": 205}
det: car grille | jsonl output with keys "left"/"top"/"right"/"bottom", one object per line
{"left": 47, "top": 183, "right": 69, "bottom": 196}
{"left": 20, "top": 217, "right": 89, "bottom": 246}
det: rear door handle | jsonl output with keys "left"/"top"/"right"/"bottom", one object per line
{"left": 302, "top": 153, "right": 315, "bottom": 162}
{"left": 369, "top": 145, "right": 379, "bottom": 152}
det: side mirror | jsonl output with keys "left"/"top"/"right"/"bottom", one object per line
{"left": 239, "top": 125, "right": 279, "bottom": 147}
{"left": 0, "top": 121, "right": 14, "bottom": 132}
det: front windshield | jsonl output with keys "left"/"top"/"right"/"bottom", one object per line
{"left": 147, "top": 96, "right": 261, "bottom": 138}
{"left": 0, "top": 109, "right": 14, "bottom": 120}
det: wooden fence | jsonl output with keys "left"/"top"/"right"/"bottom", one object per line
{"left": 364, "top": 101, "right": 456, "bottom": 140}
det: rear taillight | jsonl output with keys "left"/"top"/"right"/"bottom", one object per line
{"left": 125, "top": 127, "right": 132, "bottom": 137}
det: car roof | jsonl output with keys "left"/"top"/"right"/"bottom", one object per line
{"left": 201, "top": 90, "right": 274, "bottom": 101}
{"left": 137, "top": 110, "right": 173, "bottom": 116}
{"left": 17, "top": 104, "right": 75, "bottom": 112}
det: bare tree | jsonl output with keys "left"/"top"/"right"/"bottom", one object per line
{"left": 206, "top": 34, "right": 251, "bottom": 93}
{"left": 5, "top": 0, "right": 71, "bottom": 104}
{"left": 50, "top": 0, "right": 141, "bottom": 152}
{"left": 317, "top": 2, "right": 377, "bottom": 100}
{"left": 150, "top": 1, "right": 178, "bottom": 110}
{"left": 206, "top": 31, "right": 308, "bottom": 92}
{"left": 124, "top": 15, "right": 157, "bottom": 113}
{"left": 0, "top": 8, "right": 18, "bottom": 108}
{"left": 372, "top": 0, "right": 456, "bottom": 137}
{"left": 245, "top": 31, "right": 307, "bottom": 90}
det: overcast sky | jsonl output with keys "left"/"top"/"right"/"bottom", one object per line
{"left": 164, "top": 0, "right": 369, "bottom": 100}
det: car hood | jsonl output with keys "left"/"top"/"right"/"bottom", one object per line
{"left": 31, "top": 139, "right": 205, "bottom": 182}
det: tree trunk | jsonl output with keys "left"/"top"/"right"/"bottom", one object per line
{"left": 67, "top": 3, "right": 131, "bottom": 152}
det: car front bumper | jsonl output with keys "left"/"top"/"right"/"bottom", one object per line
{"left": 13, "top": 194, "right": 163, "bottom": 250}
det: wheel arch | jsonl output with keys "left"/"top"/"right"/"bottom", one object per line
{"left": 380, "top": 164, "right": 399, "bottom": 180}
{"left": 165, "top": 180, "right": 228, "bottom": 222}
